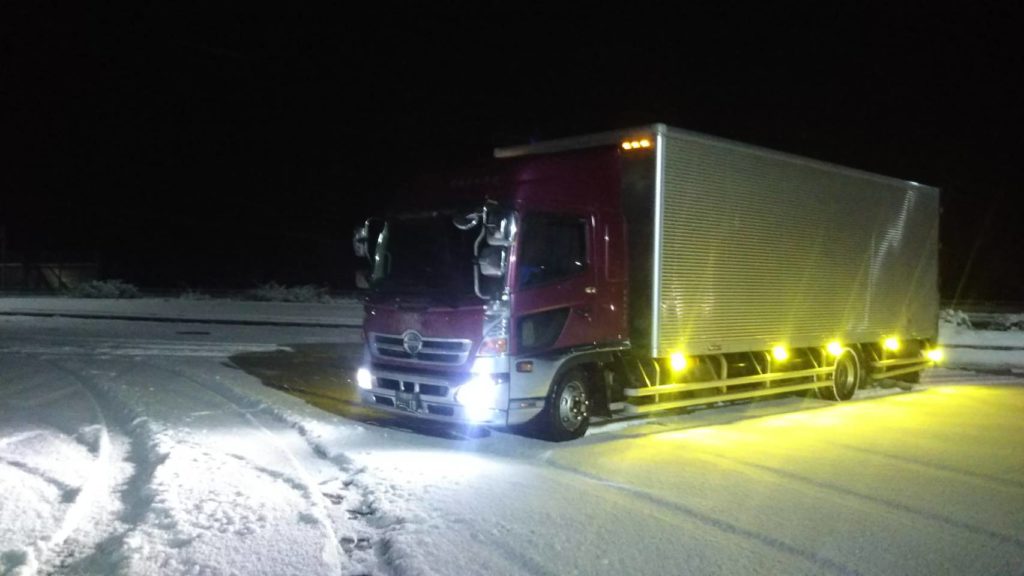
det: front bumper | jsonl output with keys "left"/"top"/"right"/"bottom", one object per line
{"left": 359, "top": 367, "right": 509, "bottom": 426}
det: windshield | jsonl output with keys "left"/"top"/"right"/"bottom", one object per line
{"left": 371, "top": 213, "right": 480, "bottom": 296}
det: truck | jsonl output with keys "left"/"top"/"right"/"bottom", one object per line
{"left": 351, "top": 123, "right": 941, "bottom": 441}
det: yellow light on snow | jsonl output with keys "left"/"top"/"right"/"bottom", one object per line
{"left": 926, "top": 348, "right": 944, "bottom": 363}
{"left": 884, "top": 337, "right": 901, "bottom": 352}
{"left": 772, "top": 346, "right": 789, "bottom": 361}
{"left": 826, "top": 341, "right": 843, "bottom": 356}
{"left": 669, "top": 352, "right": 689, "bottom": 372}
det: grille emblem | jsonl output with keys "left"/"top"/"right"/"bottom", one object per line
{"left": 402, "top": 331, "right": 424, "bottom": 355}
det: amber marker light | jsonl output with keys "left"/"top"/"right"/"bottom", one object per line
{"left": 669, "top": 352, "right": 689, "bottom": 372}
{"left": 772, "top": 346, "right": 789, "bottom": 361}
{"left": 622, "top": 138, "right": 653, "bottom": 151}
{"left": 883, "top": 337, "right": 901, "bottom": 352}
{"left": 926, "top": 348, "right": 944, "bottom": 363}
{"left": 826, "top": 341, "right": 844, "bottom": 356}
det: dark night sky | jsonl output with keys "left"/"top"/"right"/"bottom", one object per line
{"left": 2, "top": 3, "right": 1023, "bottom": 300}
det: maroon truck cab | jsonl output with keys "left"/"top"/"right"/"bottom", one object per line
{"left": 354, "top": 145, "right": 635, "bottom": 440}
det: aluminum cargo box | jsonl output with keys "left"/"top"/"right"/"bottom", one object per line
{"left": 641, "top": 126, "right": 939, "bottom": 357}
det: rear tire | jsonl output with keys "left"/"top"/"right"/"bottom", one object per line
{"left": 820, "top": 349, "right": 861, "bottom": 401}
{"left": 540, "top": 368, "right": 590, "bottom": 441}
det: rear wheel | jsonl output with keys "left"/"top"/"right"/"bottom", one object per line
{"left": 820, "top": 349, "right": 861, "bottom": 401}
{"left": 541, "top": 368, "right": 590, "bottom": 441}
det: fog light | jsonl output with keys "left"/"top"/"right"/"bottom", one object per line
{"left": 669, "top": 352, "right": 688, "bottom": 372}
{"left": 456, "top": 375, "right": 498, "bottom": 421}
{"left": 926, "top": 348, "right": 944, "bottom": 363}
{"left": 356, "top": 367, "right": 372, "bottom": 390}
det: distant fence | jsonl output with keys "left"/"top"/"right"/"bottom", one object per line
{"left": 941, "top": 301, "right": 1024, "bottom": 314}
{"left": 0, "top": 261, "right": 99, "bottom": 292}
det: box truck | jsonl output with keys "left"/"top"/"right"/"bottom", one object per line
{"left": 351, "top": 124, "right": 941, "bottom": 440}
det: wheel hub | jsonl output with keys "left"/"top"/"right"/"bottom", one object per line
{"left": 558, "top": 381, "right": 587, "bottom": 430}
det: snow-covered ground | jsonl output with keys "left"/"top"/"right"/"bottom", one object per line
{"left": 940, "top": 311, "right": 1024, "bottom": 374}
{"left": 0, "top": 296, "right": 364, "bottom": 327}
{"left": 1, "top": 304, "right": 1023, "bottom": 575}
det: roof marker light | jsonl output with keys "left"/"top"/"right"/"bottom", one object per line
{"left": 622, "top": 138, "right": 653, "bottom": 151}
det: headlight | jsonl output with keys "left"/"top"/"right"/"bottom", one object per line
{"left": 455, "top": 375, "right": 499, "bottom": 421}
{"left": 356, "top": 367, "right": 373, "bottom": 390}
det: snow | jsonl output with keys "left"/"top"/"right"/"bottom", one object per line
{"left": 0, "top": 296, "right": 364, "bottom": 327}
{"left": 940, "top": 311, "right": 1024, "bottom": 374}
{"left": 1, "top": 306, "right": 1023, "bottom": 575}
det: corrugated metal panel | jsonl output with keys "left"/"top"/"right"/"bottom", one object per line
{"left": 655, "top": 131, "right": 939, "bottom": 357}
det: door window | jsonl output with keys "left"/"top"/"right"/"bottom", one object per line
{"left": 517, "top": 213, "right": 587, "bottom": 288}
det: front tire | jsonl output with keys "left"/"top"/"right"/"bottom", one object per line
{"left": 540, "top": 368, "right": 590, "bottom": 441}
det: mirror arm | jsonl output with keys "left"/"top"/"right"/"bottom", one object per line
{"left": 472, "top": 213, "right": 488, "bottom": 300}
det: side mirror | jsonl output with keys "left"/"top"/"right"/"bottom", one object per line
{"left": 485, "top": 214, "right": 516, "bottom": 247}
{"left": 478, "top": 245, "right": 507, "bottom": 278}
{"left": 353, "top": 218, "right": 385, "bottom": 261}
{"left": 352, "top": 225, "right": 369, "bottom": 258}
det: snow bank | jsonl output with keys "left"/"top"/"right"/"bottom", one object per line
{"left": 940, "top": 310, "right": 1024, "bottom": 372}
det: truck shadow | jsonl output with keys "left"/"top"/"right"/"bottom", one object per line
{"left": 226, "top": 342, "right": 492, "bottom": 440}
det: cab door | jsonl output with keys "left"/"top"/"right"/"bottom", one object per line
{"left": 510, "top": 211, "right": 599, "bottom": 356}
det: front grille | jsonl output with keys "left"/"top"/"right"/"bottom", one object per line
{"left": 376, "top": 375, "right": 449, "bottom": 398}
{"left": 370, "top": 333, "right": 472, "bottom": 366}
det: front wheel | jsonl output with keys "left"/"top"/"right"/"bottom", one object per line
{"left": 540, "top": 368, "right": 590, "bottom": 441}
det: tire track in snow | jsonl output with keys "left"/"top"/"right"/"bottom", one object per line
{"left": 538, "top": 460, "right": 863, "bottom": 576}
{"left": 0, "top": 457, "right": 81, "bottom": 496}
{"left": 681, "top": 445, "right": 1024, "bottom": 550}
{"left": 139, "top": 360, "right": 392, "bottom": 575}
{"left": 0, "top": 430, "right": 44, "bottom": 450}
{"left": 32, "top": 359, "right": 172, "bottom": 576}
{"left": 832, "top": 441, "right": 1024, "bottom": 491}
{"left": 10, "top": 359, "right": 119, "bottom": 576}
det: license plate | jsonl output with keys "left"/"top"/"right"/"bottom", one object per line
{"left": 395, "top": 391, "right": 419, "bottom": 412}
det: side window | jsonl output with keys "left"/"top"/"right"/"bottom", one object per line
{"left": 517, "top": 213, "right": 587, "bottom": 288}
{"left": 518, "top": 308, "right": 570, "bottom": 352}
